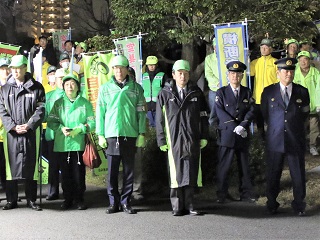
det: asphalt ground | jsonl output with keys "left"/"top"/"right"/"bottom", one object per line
{"left": 0, "top": 183, "right": 319, "bottom": 240}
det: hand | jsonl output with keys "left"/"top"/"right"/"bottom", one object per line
{"left": 200, "top": 139, "right": 208, "bottom": 149}
{"left": 98, "top": 135, "right": 107, "bottom": 149}
{"left": 62, "top": 127, "right": 71, "bottom": 137}
{"left": 240, "top": 130, "right": 248, "bottom": 138}
{"left": 233, "top": 125, "right": 245, "bottom": 135}
{"left": 136, "top": 135, "right": 146, "bottom": 147}
{"left": 160, "top": 145, "right": 168, "bottom": 151}
{"left": 15, "top": 125, "right": 28, "bottom": 134}
{"left": 316, "top": 107, "right": 320, "bottom": 113}
{"left": 69, "top": 126, "right": 82, "bottom": 138}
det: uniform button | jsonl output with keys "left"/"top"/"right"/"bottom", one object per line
{"left": 236, "top": 110, "right": 239, "bottom": 112}
{"left": 284, "top": 130, "right": 287, "bottom": 132}
{"left": 285, "top": 111, "right": 287, "bottom": 113}
{"left": 284, "top": 120, "right": 287, "bottom": 122}
{"left": 236, "top": 118, "right": 238, "bottom": 120}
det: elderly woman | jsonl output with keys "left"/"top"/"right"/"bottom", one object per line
{"left": 47, "top": 73, "right": 95, "bottom": 210}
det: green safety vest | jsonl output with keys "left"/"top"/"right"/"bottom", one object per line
{"left": 142, "top": 72, "right": 164, "bottom": 102}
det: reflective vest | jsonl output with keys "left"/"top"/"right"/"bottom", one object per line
{"left": 142, "top": 72, "right": 164, "bottom": 102}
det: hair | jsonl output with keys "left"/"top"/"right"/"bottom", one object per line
{"left": 64, "top": 40, "right": 74, "bottom": 46}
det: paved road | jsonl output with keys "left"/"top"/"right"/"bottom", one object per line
{"left": 0, "top": 184, "right": 319, "bottom": 240}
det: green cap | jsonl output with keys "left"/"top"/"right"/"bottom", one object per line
{"left": 286, "top": 39, "right": 299, "bottom": 47}
{"left": 59, "top": 53, "right": 70, "bottom": 61}
{"left": 75, "top": 41, "right": 88, "bottom": 52}
{"left": 0, "top": 57, "right": 11, "bottom": 67}
{"left": 146, "top": 56, "right": 158, "bottom": 65}
{"left": 47, "top": 65, "right": 57, "bottom": 74}
{"left": 260, "top": 38, "right": 272, "bottom": 47}
{"left": 62, "top": 72, "right": 79, "bottom": 82}
{"left": 111, "top": 55, "right": 129, "bottom": 67}
{"left": 297, "top": 51, "right": 311, "bottom": 59}
{"left": 172, "top": 60, "right": 190, "bottom": 71}
{"left": 8, "top": 55, "right": 28, "bottom": 68}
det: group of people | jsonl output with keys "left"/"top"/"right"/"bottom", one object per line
{"left": 0, "top": 34, "right": 317, "bottom": 217}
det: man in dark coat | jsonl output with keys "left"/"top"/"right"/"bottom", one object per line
{"left": 261, "top": 57, "right": 310, "bottom": 216}
{"left": 0, "top": 55, "right": 45, "bottom": 211}
{"left": 156, "top": 59, "right": 208, "bottom": 216}
{"left": 215, "top": 61, "right": 256, "bottom": 204}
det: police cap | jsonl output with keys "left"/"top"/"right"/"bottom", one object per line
{"left": 226, "top": 61, "right": 247, "bottom": 72}
{"left": 274, "top": 58, "right": 297, "bottom": 70}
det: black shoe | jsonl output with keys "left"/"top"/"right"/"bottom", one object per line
{"left": 296, "top": 211, "right": 306, "bottom": 216}
{"left": 216, "top": 197, "right": 226, "bottom": 204}
{"left": 188, "top": 209, "right": 203, "bottom": 216}
{"left": 46, "top": 195, "right": 59, "bottom": 201}
{"left": 121, "top": 204, "right": 136, "bottom": 214}
{"left": 77, "top": 202, "right": 88, "bottom": 210}
{"left": 172, "top": 210, "right": 184, "bottom": 216}
{"left": 60, "top": 201, "right": 73, "bottom": 210}
{"left": 27, "top": 201, "right": 42, "bottom": 211}
{"left": 105, "top": 205, "right": 119, "bottom": 214}
{"left": 2, "top": 202, "right": 17, "bottom": 210}
{"left": 240, "top": 197, "right": 256, "bottom": 203}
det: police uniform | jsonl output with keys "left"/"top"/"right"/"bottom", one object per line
{"left": 215, "top": 61, "right": 256, "bottom": 202}
{"left": 261, "top": 58, "right": 310, "bottom": 214}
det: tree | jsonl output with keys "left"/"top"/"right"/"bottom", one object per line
{"left": 111, "top": 0, "right": 319, "bottom": 81}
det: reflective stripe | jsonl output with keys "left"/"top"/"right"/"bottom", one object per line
{"left": 224, "top": 120, "right": 235, "bottom": 123}
{"left": 200, "top": 111, "right": 207, "bottom": 117}
{"left": 137, "top": 105, "right": 145, "bottom": 112}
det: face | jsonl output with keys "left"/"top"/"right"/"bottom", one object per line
{"left": 39, "top": 38, "right": 47, "bottom": 48}
{"left": 63, "top": 79, "right": 78, "bottom": 99}
{"left": 288, "top": 43, "right": 298, "bottom": 55}
{"left": 11, "top": 65, "right": 27, "bottom": 82}
{"left": 277, "top": 68, "right": 295, "bottom": 86}
{"left": 300, "top": 43, "right": 310, "bottom": 51}
{"left": 172, "top": 69, "right": 189, "bottom": 88}
{"left": 47, "top": 72, "right": 56, "bottom": 84}
{"left": 0, "top": 66, "right": 10, "bottom": 81}
{"left": 113, "top": 66, "right": 128, "bottom": 82}
{"left": 60, "top": 59, "right": 70, "bottom": 68}
{"left": 228, "top": 71, "right": 243, "bottom": 87}
{"left": 64, "top": 42, "right": 73, "bottom": 52}
{"left": 260, "top": 45, "right": 272, "bottom": 56}
{"left": 147, "top": 64, "right": 156, "bottom": 72}
{"left": 298, "top": 56, "right": 310, "bottom": 69}
{"left": 75, "top": 45, "right": 83, "bottom": 55}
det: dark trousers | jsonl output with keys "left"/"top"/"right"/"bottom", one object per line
{"left": 6, "top": 179, "right": 37, "bottom": 203}
{"left": 266, "top": 151, "right": 306, "bottom": 212}
{"left": 0, "top": 142, "right": 6, "bottom": 190}
{"left": 146, "top": 110, "right": 156, "bottom": 127}
{"left": 216, "top": 146, "right": 254, "bottom": 199}
{"left": 47, "top": 140, "right": 60, "bottom": 197}
{"left": 58, "top": 151, "right": 86, "bottom": 203}
{"left": 107, "top": 153, "right": 134, "bottom": 206}
{"left": 170, "top": 186, "right": 195, "bottom": 212}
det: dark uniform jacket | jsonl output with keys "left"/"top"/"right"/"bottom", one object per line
{"left": 261, "top": 82, "right": 310, "bottom": 153}
{"left": 215, "top": 84, "right": 255, "bottom": 149}
{"left": 0, "top": 73, "right": 45, "bottom": 180}
{"left": 156, "top": 80, "right": 208, "bottom": 188}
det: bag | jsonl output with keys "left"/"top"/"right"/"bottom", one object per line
{"left": 82, "top": 134, "right": 102, "bottom": 169}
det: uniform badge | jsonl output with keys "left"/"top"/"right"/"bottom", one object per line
{"left": 233, "top": 63, "right": 239, "bottom": 69}
{"left": 286, "top": 60, "right": 292, "bottom": 66}
{"left": 271, "top": 98, "right": 275, "bottom": 101}
{"left": 243, "top": 99, "right": 248, "bottom": 103}
{"left": 215, "top": 96, "right": 219, "bottom": 102}
{"left": 296, "top": 99, "right": 302, "bottom": 103}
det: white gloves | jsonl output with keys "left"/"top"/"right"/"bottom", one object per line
{"left": 233, "top": 125, "right": 247, "bottom": 138}
{"left": 98, "top": 135, "right": 107, "bottom": 148}
{"left": 316, "top": 107, "right": 320, "bottom": 113}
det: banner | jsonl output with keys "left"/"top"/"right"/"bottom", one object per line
{"left": 52, "top": 30, "right": 68, "bottom": 53}
{"left": 0, "top": 43, "right": 20, "bottom": 58}
{"left": 315, "top": 20, "right": 320, "bottom": 33}
{"left": 214, "top": 23, "right": 248, "bottom": 87}
{"left": 98, "top": 52, "right": 115, "bottom": 85}
{"left": 113, "top": 37, "right": 142, "bottom": 84}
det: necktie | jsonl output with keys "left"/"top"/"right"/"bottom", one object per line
{"left": 180, "top": 89, "right": 185, "bottom": 100}
{"left": 234, "top": 89, "right": 238, "bottom": 100}
{"left": 283, "top": 87, "right": 289, "bottom": 107}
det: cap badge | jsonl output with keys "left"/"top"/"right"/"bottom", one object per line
{"left": 286, "top": 60, "right": 292, "bottom": 66}
{"left": 233, "top": 63, "right": 239, "bottom": 69}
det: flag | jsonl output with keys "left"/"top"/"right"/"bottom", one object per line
{"left": 52, "top": 31, "right": 68, "bottom": 53}
{"left": 0, "top": 43, "right": 20, "bottom": 58}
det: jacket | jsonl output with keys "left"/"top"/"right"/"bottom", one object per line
{"left": 96, "top": 76, "right": 146, "bottom": 138}
{"left": 0, "top": 73, "right": 45, "bottom": 180}
{"left": 205, "top": 52, "right": 220, "bottom": 91}
{"left": 47, "top": 94, "right": 95, "bottom": 152}
{"left": 156, "top": 80, "right": 208, "bottom": 188}
{"left": 250, "top": 55, "right": 278, "bottom": 104}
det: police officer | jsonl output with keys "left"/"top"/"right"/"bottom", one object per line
{"left": 215, "top": 61, "right": 256, "bottom": 203}
{"left": 261, "top": 58, "right": 310, "bottom": 216}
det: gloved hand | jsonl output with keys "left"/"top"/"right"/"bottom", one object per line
{"left": 233, "top": 125, "right": 245, "bottom": 136}
{"left": 240, "top": 130, "right": 248, "bottom": 138}
{"left": 69, "top": 126, "right": 82, "bottom": 138}
{"left": 200, "top": 139, "right": 208, "bottom": 149}
{"left": 160, "top": 145, "right": 168, "bottom": 151}
{"left": 136, "top": 135, "right": 146, "bottom": 147}
{"left": 98, "top": 135, "right": 107, "bottom": 149}
{"left": 316, "top": 107, "right": 320, "bottom": 113}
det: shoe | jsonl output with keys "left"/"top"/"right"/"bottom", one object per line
{"left": 60, "top": 201, "right": 73, "bottom": 210}
{"left": 105, "top": 204, "right": 119, "bottom": 214}
{"left": 188, "top": 209, "right": 203, "bottom": 216}
{"left": 267, "top": 208, "right": 278, "bottom": 215}
{"left": 121, "top": 204, "right": 136, "bottom": 214}
{"left": 77, "top": 202, "right": 87, "bottom": 210}
{"left": 297, "top": 211, "right": 306, "bottom": 216}
{"left": 132, "top": 193, "right": 145, "bottom": 201}
{"left": 172, "top": 210, "right": 184, "bottom": 216}
{"left": 27, "top": 201, "right": 42, "bottom": 211}
{"left": 2, "top": 202, "right": 17, "bottom": 210}
{"left": 216, "top": 197, "right": 226, "bottom": 204}
{"left": 240, "top": 197, "right": 256, "bottom": 203}
{"left": 310, "top": 147, "right": 319, "bottom": 156}
{"left": 46, "top": 195, "right": 59, "bottom": 201}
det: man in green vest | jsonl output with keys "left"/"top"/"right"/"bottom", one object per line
{"left": 142, "top": 56, "right": 167, "bottom": 127}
